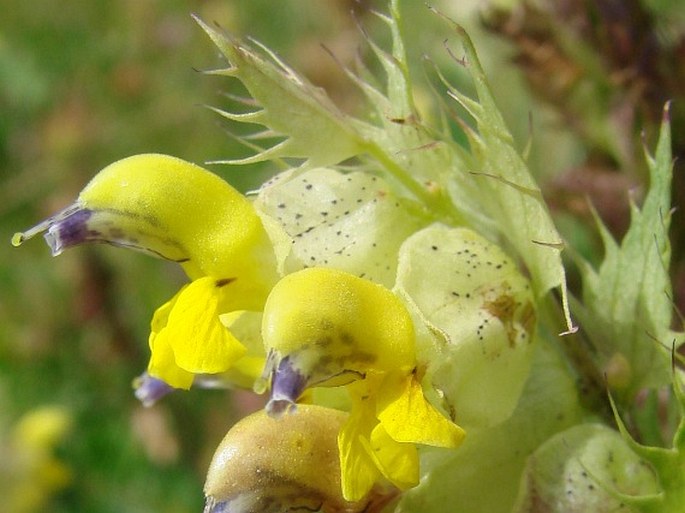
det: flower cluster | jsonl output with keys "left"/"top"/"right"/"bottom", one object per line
{"left": 9, "top": 3, "right": 542, "bottom": 509}
{"left": 14, "top": 153, "right": 472, "bottom": 510}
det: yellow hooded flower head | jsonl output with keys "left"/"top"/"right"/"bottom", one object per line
{"left": 259, "top": 267, "right": 465, "bottom": 501}
{"left": 14, "top": 154, "right": 278, "bottom": 398}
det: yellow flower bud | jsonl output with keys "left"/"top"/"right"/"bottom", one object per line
{"left": 204, "top": 404, "right": 397, "bottom": 513}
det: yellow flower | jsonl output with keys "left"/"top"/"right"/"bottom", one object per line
{"left": 3, "top": 406, "right": 72, "bottom": 513}
{"left": 259, "top": 267, "right": 465, "bottom": 501}
{"left": 13, "top": 154, "right": 278, "bottom": 397}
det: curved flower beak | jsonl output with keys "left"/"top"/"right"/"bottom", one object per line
{"left": 12, "top": 202, "right": 190, "bottom": 262}
{"left": 12, "top": 154, "right": 279, "bottom": 285}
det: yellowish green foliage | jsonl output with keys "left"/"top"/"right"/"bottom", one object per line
{"left": 574, "top": 108, "right": 676, "bottom": 397}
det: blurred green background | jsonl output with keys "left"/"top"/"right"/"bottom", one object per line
{"left": 0, "top": 1, "right": 385, "bottom": 511}
{"left": 2, "top": 0, "right": 684, "bottom": 512}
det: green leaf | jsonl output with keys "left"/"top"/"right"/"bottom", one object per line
{"left": 575, "top": 104, "right": 674, "bottom": 395}
{"left": 607, "top": 380, "right": 685, "bottom": 513}
{"left": 321, "top": 1, "right": 484, "bottom": 229}
{"left": 194, "top": 16, "right": 365, "bottom": 169}
{"left": 395, "top": 223, "right": 536, "bottom": 428}
{"left": 513, "top": 424, "right": 661, "bottom": 513}
{"left": 255, "top": 167, "right": 426, "bottom": 288}
{"left": 437, "top": 16, "right": 574, "bottom": 332}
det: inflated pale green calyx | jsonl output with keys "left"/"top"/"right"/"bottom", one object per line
{"left": 513, "top": 424, "right": 661, "bottom": 513}
{"left": 395, "top": 223, "right": 536, "bottom": 428}
{"left": 203, "top": 405, "right": 397, "bottom": 513}
{"left": 255, "top": 167, "right": 426, "bottom": 288}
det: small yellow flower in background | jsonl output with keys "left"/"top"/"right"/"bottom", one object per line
{"left": 204, "top": 404, "right": 399, "bottom": 513}
{"left": 259, "top": 267, "right": 466, "bottom": 501}
{"left": 2, "top": 406, "right": 72, "bottom": 513}
{"left": 13, "top": 154, "right": 278, "bottom": 399}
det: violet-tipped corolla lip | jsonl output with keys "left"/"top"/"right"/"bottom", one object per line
{"left": 264, "top": 356, "right": 307, "bottom": 418}
{"left": 12, "top": 204, "right": 89, "bottom": 256}
{"left": 12, "top": 201, "right": 190, "bottom": 262}
{"left": 133, "top": 372, "right": 176, "bottom": 407}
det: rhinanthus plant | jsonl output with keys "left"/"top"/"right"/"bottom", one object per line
{"left": 11, "top": 1, "right": 685, "bottom": 512}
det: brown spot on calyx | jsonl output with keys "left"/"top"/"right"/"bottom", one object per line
{"left": 484, "top": 294, "right": 516, "bottom": 321}
{"left": 483, "top": 293, "right": 531, "bottom": 348}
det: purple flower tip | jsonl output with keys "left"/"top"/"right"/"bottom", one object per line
{"left": 265, "top": 356, "right": 306, "bottom": 418}
{"left": 204, "top": 497, "right": 230, "bottom": 513}
{"left": 11, "top": 203, "right": 89, "bottom": 255}
{"left": 133, "top": 372, "right": 176, "bottom": 407}
{"left": 45, "top": 208, "right": 93, "bottom": 255}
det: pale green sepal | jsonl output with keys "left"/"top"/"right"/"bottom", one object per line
{"left": 255, "top": 167, "right": 426, "bottom": 287}
{"left": 607, "top": 386, "right": 685, "bottom": 513}
{"left": 512, "top": 424, "right": 662, "bottom": 513}
{"left": 575, "top": 104, "right": 675, "bottom": 396}
{"left": 193, "top": 16, "right": 364, "bottom": 169}
{"left": 395, "top": 223, "right": 536, "bottom": 429}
